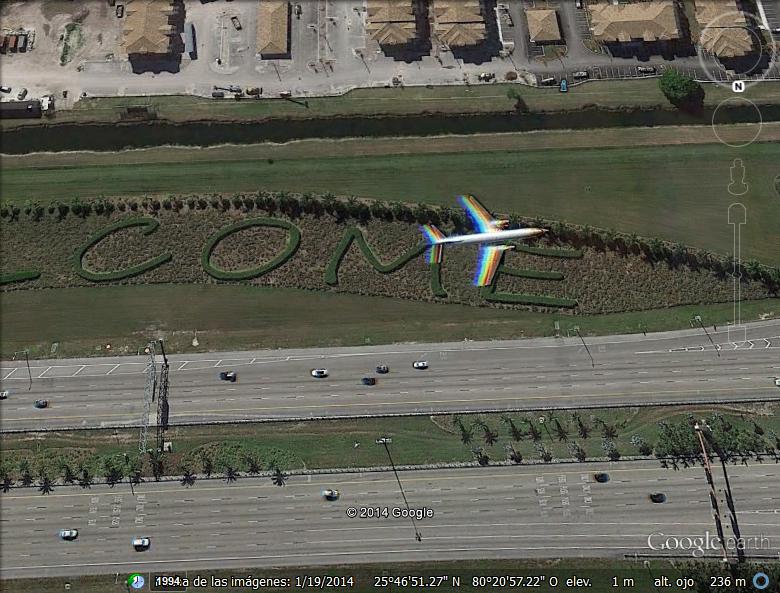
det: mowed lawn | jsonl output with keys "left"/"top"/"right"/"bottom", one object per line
{"left": 3, "top": 141, "right": 779, "bottom": 264}
{"left": 2, "top": 284, "right": 779, "bottom": 359}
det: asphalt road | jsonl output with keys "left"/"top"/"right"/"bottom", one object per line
{"left": 1, "top": 321, "right": 779, "bottom": 431}
{"left": 1, "top": 461, "right": 778, "bottom": 579}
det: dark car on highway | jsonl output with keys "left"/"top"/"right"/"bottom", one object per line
{"left": 361, "top": 377, "right": 377, "bottom": 386}
{"left": 649, "top": 492, "right": 667, "bottom": 503}
{"left": 34, "top": 399, "right": 49, "bottom": 409}
{"left": 219, "top": 371, "right": 237, "bottom": 382}
{"left": 375, "top": 365, "right": 389, "bottom": 374}
{"left": 594, "top": 473, "right": 610, "bottom": 483}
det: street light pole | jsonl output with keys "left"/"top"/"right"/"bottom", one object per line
{"left": 376, "top": 437, "right": 422, "bottom": 542}
{"left": 694, "top": 315, "right": 720, "bottom": 357}
{"left": 573, "top": 327, "right": 595, "bottom": 368}
{"left": 12, "top": 350, "right": 32, "bottom": 391}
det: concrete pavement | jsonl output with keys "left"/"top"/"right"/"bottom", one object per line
{"left": 1, "top": 461, "right": 778, "bottom": 579}
{"left": 1, "top": 320, "right": 779, "bottom": 431}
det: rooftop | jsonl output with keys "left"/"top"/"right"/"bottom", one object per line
{"left": 526, "top": 9, "right": 562, "bottom": 43}
{"left": 432, "top": 0, "right": 485, "bottom": 47}
{"left": 122, "top": 0, "right": 176, "bottom": 55}
{"left": 257, "top": 0, "right": 290, "bottom": 57}
{"left": 588, "top": 0, "right": 681, "bottom": 42}
{"left": 695, "top": 0, "right": 753, "bottom": 57}
{"left": 366, "top": 0, "right": 417, "bottom": 45}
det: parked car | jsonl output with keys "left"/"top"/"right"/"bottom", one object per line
{"left": 572, "top": 70, "right": 589, "bottom": 79}
{"left": 116, "top": 4, "right": 124, "bottom": 18}
{"left": 575, "top": 0, "right": 583, "bottom": 8}
{"left": 637, "top": 66, "right": 656, "bottom": 74}
{"left": 246, "top": 87, "right": 261, "bottom": 95}
{"left": 539, "top": 77, "right": 557, "bottom": 86}
{"left": 219, "top": 371, "right": 237, "bottom": 382}
{"left": 593, "top": 472, "right": 610, "bottom": 483}
{"left": 59, "top": 529, "right": 79, "bottom": 541}
{"left": 0, "top": 390, "right": 8, "bottom": 400}
{"left": 774, "top": 377, "right": 780, "bottom": 388}
{"left": 0, "top": 86, "right": 10, "bottom": 93}
{"left": 649, "top": 492, "right": 667, "bottom": 503}
{"left": 17, "top": 88, "right": 28, "bottom": 100}
{"left": 211, "top": 91, "right": 225, "bottom": 98}
{"left": 413, "top": 361, "right": 429, "bottom": 370}
{"left": 132, "top": 537, "right": 150, "bottom": 550}
{"left": 34, "top": 399, "right": 49, "bottom": 409}
{"left": 227, "top": 84, "right": 242, "bottom": 93}
{"left": 311, "top": 368, "right": 329, "bottom": 379}
{"left": 321, "top": 489, "right": 340, "bottom": 501}
{"left": 375, "top": 365, "right": 389, "bottom": 374}
{"left": 361, "top": 377, "right": 377, "bottom": 386}
{"left": 294, "top": 4, "right": 302, "bottom": 17}
{"left": 231, "top": 16, "right": 242, "bottom": 30}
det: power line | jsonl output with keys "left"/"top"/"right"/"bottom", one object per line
{"left": 376, "top": 437, "right": 422, "bottom": 542}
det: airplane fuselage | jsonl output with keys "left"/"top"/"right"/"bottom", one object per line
{"left": 434, "top": 228, "right": 545, "bottom": 245}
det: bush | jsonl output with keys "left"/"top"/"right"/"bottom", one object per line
{"left": 659, "top": 69, "right": 705, "bottom": 112}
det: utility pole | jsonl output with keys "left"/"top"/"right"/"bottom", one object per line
{"left": 694, "top": 421, "right": 730, "bottom": 563}
{"left": 12, "top": 350, "right": 32, "bottom": 391}
{"left": 694, "top": 315, "right": 720, "bottom": 357}
{"left": 156, "top": 339, "right": 170, "bottom": 453}
{"left": 573, "top": 327, "right": 595, "bottom": 368}
{"left": 376, "top": 437, "right": 422, "bottom": 542}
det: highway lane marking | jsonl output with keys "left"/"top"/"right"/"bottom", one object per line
{"left": 3, "top": 464, "right": 777, "bottom": 500}
{"left": 0, "top": 544, "right": 737, "bottom": 572}
{"left": 2, "top": 368, "right": 17, "bottom": 380}
{"left": 2, "top": 385, "right": 774, "bottom": 425}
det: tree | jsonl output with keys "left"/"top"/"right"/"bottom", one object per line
{"left": 38, "top": 473, "right": 55, "bottom": 495}
{"left": 552, "top": 418, "right": 569, "bottom": 442}
{"left": 568, "top": 441, "right": 587, "bottom": 462}
{"left": 602, "top": 439, "right": 621, "bottom": 461}
{"left": 78, "top": 467, "right": 94, "bottom": 489}
{"left": 524, "top": 419, "right": 542, "bottom": 442}
{"left": 200, "top": 452, "right": 214, "bottom": 478}
{"left": 271, "top": 466, "right": 287, "bottom": 487}
{"left": 180, "top": 467, "right": 196, "bottom": 487}
{"left": 534, "top": 442, "right": 553, "bottom": 463}
{"left": 1, "top": 473, "right": 12, "bottom": 493}
{"left": 473, "top": 448, "right": 490, "bottom": 466}
{"left": 60, "top": 462, "right": 77, "bottom": 485}
{"left": 223, "top": 465, "right": 239, "bottom": 484}
{"left": 658, "top": 69, "right": 705, "bottom": 112}
{"left": 104, "top": 459, "right": 124, "bottom": 488}
{"left": 501, "top": 415, "right": 524, "bottom": 442}
{"left": 573, "top": 413, "right": 590, "bottom": 439}
{"left": 147, "top": 450, "right": 165, "bottom": 482}
{"left": 631, "top": 435, "right": 653, "bottom": 456}
{"left": 507, "top": 445, "right": 523, "bottom": 464}
{"left": 453, "top": 415, "right": 473, "bottom": 445}
{"left": 479, "top": 423, "right": 499, "bottom": 446}
{"left": 244, "top": 454, "right": 262, "bottom": 475}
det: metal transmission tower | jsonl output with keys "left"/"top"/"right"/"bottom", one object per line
{"left": 139, "top": 342, "right": 157, "bottom": 454}
{"left": 156, "top": 340, "right": 170, "bottom": 453}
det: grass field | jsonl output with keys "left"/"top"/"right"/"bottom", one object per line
{"left": 3, "top": 79, "right": 779, "bottom": 129}
{"left": 3, "top": 140, "right": 779, "bottom": 264}
{"left": 2, "top": 404, "right": 776, "bottom": 479}
{"left": 1, "top": 284, "right": 778, "bottom": 359}
{"left": 3, "top": 559, "right": 714, "bottom": 593}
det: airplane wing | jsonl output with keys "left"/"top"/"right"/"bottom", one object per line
{"left": 458, "top": 195, "right": 495, "bottom": 234}
{"left": 473, "top": 244, "right": 510, "bottom": 287}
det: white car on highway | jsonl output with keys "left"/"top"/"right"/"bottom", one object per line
{"left": 775, "top": 377, "right": 780, "bottom": 388}
{"left": 133, "top": 537, "right": 150, "bottom": 550}
{"left": 311, "top": 368, "right": 329, "bottom": 378}
{"left": 59, "top": 529, "right": 78, "bottom": 541}
{"left": 0, "top": 390, "right": 8, "bottom": 400}
{"left": 413, "top": 361, "right": 429, "bottom": 370}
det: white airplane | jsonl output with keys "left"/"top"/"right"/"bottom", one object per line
{"left": 421, "top": 195, "right": 546, "bottom": 286}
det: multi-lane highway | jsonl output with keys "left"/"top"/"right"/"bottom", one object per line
{"left": 1, "top": 461, "right": 778, "bottom": 578}
{"left": 1, "top": 321, "right": 779, "bottom": 431}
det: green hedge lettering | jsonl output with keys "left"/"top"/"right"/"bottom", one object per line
{"left": 201, "top": 217, "right": 301, "bottom": 281}
{"left": 0, "top": 270, "right": 41, "bottom": 285}
{"left": 73, "top": 217, "right": 172, "bottom": 282}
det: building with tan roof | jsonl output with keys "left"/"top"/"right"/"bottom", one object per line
{"left": 526, "top": 8, "right": 562, "bottom": 44}
{"left": 366, "top": 0, "right": 417, "bottom": 46}
{"left": 588, "top": 0, "right": 681, "bottom": 43}
{"left": 695, "top": 0, "right": 753, "bottom": 57}
{"left": 257, "top": 0, "right": 290, "bottom": 59}
{"left": 121, "top": 0, "right": 177, "bottom": 56}
{"left": 432, "top": 0, "right": 485, "bottom": 48}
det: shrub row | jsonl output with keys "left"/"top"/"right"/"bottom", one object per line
{"left": 0, "top": 271, "right": 41, "bottom": 286}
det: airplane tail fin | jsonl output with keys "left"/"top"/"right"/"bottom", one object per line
{"left": 420, "top": 225, "right": 445, "bottom": 264}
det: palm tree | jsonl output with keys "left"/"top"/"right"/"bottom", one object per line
{"left": 180, "top": 467, "right": 196, "bottom": 487}
{"left": 501, "top": 415, "right": 524, "bottom": 442}
{"left": 104, "top": 460, "right": 123, "bottom": 488}
{"left": 524, "top": 419, "right": 542, "bottom": 442}
{"left": 271, "top": 466, "right": 287, "bottom": 487}
{"left": 38, "top": 473, "right": 55, "bottom": 495}
{"left": 223, "top": 466, "right": 239, "bottom": 484}
{"left": 481, "top": 424, "right": 499, "bottom": 446}
{"left": 507, "top": 446, "right": 523, "bottom": 464}
{"left": 60, "top": 462, "right": 77, "bottom": 485}
{"left": 200, "top": 452, "right": 214, "bottom": 478}
{"left": 573, "top": 413, "right": 590, "bottom": 439}
{"left": 473, "top": 448, "right": 490, "bottom": 466}
{"left": 147, "top": 450, "right": 165, "bottom": 482}
{"left": 601, "top": 423, "right": 618, "bottom": 440}
{"left": 568, "top": 441, "right": 587, "bottom": 462}
{"left": 78, "top": 467, "right": 93, "bottom": 489}
{"left": 1, "top": 472, "right": 13, "bottom": 493}
{"left": 534, "top": 442, "right": 553, "bottom": 463}
{"left": 453, "top": 415, "right": 473, "bottom": 445}
{"left": 244, "top": 454, "right": 262, "bottom": 475}
{"left": 552, "top": 418, "right": 569, "bottom": 441}
{"left": 20, "top": 468, "right": 33, "bottom": 487}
